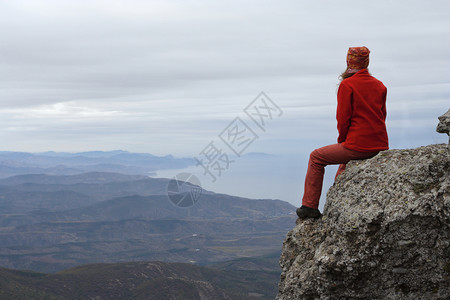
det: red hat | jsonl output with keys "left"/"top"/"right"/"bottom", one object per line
{"left": 346, "top": 46, "right": 370, "bottom": 73}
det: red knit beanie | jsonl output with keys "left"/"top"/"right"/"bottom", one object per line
{"left": 346, "top": 46, "right": 370, "bottom": 73}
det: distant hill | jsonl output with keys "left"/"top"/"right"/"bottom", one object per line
{"left": 0, "top": 172, "right": 293, "bottom": 225}
{"left": 0, "top": 172, "right": 170, "bottom": 216}
{"left": 0, "top": 149, "right": 297, "bottom": 298}
{"left": 0, "top": 150, "right": 194, "bottom": 178}
{"left": 0, "top": 172, "right": 149, "bottom": 185}
{"left": 0, "top": 188, "right": 94, "bottom": 214}
{"left": 0, "top": 193, "right": 294, "bottom": 227}
{"left": 0, "top": 171, "right": 296, "bottom": 273}
{"left": 0, "top": 260, "right": 280, "bottom": 299}
{"left": 54, "top": 193, "right": 295, "bottom": 221}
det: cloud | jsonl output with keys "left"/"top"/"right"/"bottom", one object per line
{"left": 0, "top": 0, "right": 448, "bottom": 155}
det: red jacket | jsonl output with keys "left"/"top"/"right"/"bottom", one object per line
{"left": 336, "top": 69, "right": 389, "bottom": 152}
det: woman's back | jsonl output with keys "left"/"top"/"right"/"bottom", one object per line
{"left": 337, "top": 69, "right": 388, "bottom": 152}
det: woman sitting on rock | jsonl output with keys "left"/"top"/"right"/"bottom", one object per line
{"left": 297, "top": 46, "right": 389, "bottom": 219}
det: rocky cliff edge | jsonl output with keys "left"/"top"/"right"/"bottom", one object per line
{"left": 277, "top": 111, "right": 450, "bottom": 299}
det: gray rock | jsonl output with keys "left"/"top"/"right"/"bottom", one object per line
{"left": 436, "top": 108, "right": 450, "bottom": 136}
{"left": 277, "top": 144, "right": 449, "bottom": 300}
{"left": 437, "top": 109, "right": 450, "bottom": 150}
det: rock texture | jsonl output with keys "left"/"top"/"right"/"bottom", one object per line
{"left": 437, "top": 109, "right": 450, "bottom": 136}
{"left": 277, "top": 143, "right": 449, "bottom": 299}
{"left": 437, "top": 109, "right": 450, "bottom": 147}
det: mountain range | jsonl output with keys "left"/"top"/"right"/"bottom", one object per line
{"left": 0, "top": 149, "right": 297, "bottom": 299}
{"left": 0, "top": 150, "right": 194, "bottom": 178}
{"left": 0, "top": 171, "right": 295, "bottom": 275}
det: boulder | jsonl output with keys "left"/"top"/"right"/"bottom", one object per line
{"left": 277, "top": 143, "right": 449, "bottom": 299}
{"left": 436, "top": 108, "right": 450, "bottom": 137}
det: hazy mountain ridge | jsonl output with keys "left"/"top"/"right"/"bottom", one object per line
{"left": 0, "top": 172, "right": 170, "bottom": 218}
{"left": 0, "top": 188, "right": 94, "bottom": 214}
{"left": 0, "top": 172, "right": 150, "bottom": 185}
{"left": 0, "top": 157, "right": 296, "bottom": 298}
{"left": 0, "top": 173, "right": 294, "bottom": 227}
{"left": 0, "top": 150, "right": 195, "bottom": 178}
{"left": 0, "top": 171, "right": 296, "bottom": 274}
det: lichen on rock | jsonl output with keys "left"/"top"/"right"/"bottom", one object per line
{"left": 277, "top": 144, "right": 449, "bottom": 299}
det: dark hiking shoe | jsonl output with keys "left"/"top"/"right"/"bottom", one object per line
{"left": 296, "top": 206, "right": 322, "bottom": 219}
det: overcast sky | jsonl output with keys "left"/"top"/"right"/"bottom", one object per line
{"left": 0, "top": 0, "right": 449, "bottom": 158}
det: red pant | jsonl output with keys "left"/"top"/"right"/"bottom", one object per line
{"left": 302, "top": 143, "right": 378, "bottom": 209}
